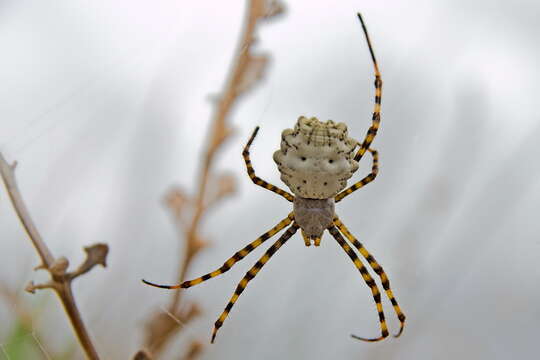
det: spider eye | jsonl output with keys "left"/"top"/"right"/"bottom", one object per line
{"left": 301, "top": 156, "right": 306, "bottom": 161}
{"left": 329, "top": 159, "right": 334, "bottom": 164}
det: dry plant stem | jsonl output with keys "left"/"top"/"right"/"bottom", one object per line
{"left": 142, "top": 0, "right": 284, "bottom": 357}
{"left": 0, "top": 158, "right": 54, "bottom": 269}
{"left": 171, "top": 0, "right": 274, "bottom": 313}
{"left": 0, "top": 152, "right": 106, "bottom": 360}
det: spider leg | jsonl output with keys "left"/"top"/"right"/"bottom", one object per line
{"left": 243, "top": 126, "right": 294, "bottom": 202}
{"left": 142, "top": 213, "right": 294, "bottom": 289}
{"left": 328, "top": 225, "right": 389, "bottom": 342}
{"left": 301, "top": 229, "right": 311, "bottom": 246}
{"left": 354, "top": 13, "right": 382, "bottom": 163}
{"left": 300, "top": 229, "right": 321, "bottom": 247}
{"left": 211, "top": 222, "right": 300, "bottom": 343}
{"left": 335, "top": 148, "right": 378, "bottom": 203}
{"left": 333, "top": 217, "right": 405, "bottom": 337}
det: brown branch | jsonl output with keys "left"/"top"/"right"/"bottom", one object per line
{"left": 0, "top": 158, "right": 54, "bottom": 269}
{"left": 140, "top": 0, "right": 285, "bottom": 358}
{"left": 0, "top": 152, "right": 108, "bottom": 360}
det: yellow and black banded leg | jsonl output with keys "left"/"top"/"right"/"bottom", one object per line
{"left": 335, "top": 148, "right": 378, "bottom": 202}
{"left": 301, "top": 229, "right": 321, "bottom": 247}
{"left": 142, "top": 213, "right": 294, "bottom": 290}
{"left": 328, "top": 225, "right": 389, "bottom": 342}
{"left": 333, "top": 217, "right": 405, "bottom": 337}
{"left": 244, "top": 126, "right": 294, "bottom": 202}
{"left": 211, "top": 222, "right": 300, "bottom": 343}
{"left": 355, "top": 13, "right": 382, "bottom": 163}
{"left": 301, "top": 229, "right": 311, "bottom": 247}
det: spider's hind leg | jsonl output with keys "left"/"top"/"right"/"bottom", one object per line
{"left": 243, "top": 126, "right": 294, "bottom": 202}
{"left": 211, "top": 222, "right": 300, "bottom": 343}
{"left": 328, "top": 225, "right": 389, "bottom": 342}
{"left": 333, "top": 217, "right": 406, "bottom": 338}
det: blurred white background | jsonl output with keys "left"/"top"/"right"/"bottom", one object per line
{"left": 1, "top": 0, "right": 540, "bottom": 359}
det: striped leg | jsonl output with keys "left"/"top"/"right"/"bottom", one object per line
{"left": 211, "top": 222, "right": 299, "bottom": 343}
{"left": 328, "top": 225, "right": 389, "bottom": 342}
{"left": 244, "top": 126, "right": 294, "bottom": 202}
{"left": 354, "top": 13, "right": 382, "bottom": 163}
{"left": 301, "top": 229, "right": 311, "bottom": 247}
{"left": 300, "top": 229, "right": 321, "bottom": 247}
{"left": 335, "top": 148, "right": 378, "bottom": 202}
{"left": 142, "top": 213, "right": 294, "bottom": 290}
{"left": 334, "top": 218, "right": 405, "bottom": 337}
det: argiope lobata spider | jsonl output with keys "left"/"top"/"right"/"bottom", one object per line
{"left": 143, "top": 13, "right": 405, "bottom": 343}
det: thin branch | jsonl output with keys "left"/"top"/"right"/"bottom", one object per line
{"left": 0, "top": 152, "right": 108, "bottom": 360}
{"left": 140, "top": 0, "right": 285, "bottom": 358}
{"left": 0, "top": 154, "right": 54, "bottom": 269}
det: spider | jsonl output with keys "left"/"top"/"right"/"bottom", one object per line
{"left": 143, "top": 13, "right": 405, "bottom": 343}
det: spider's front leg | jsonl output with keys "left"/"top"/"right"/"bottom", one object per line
{"left": 354, "top": 13, "right": 382, "bottom": 163}
{"left": 335, "top": 13, "right": 383, "bottom": 203}
{"left": 243, "top": 126, "right": 294, "bottom": 202}
{"left": 335, "top": 148, "right": 378, "bottom": 202}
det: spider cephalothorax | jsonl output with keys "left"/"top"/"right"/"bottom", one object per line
{"left": 144, "top": 13, "right": 405, "bottom": 345}
{"left": 274, "top": 116, "right": 359, "bottom": 199}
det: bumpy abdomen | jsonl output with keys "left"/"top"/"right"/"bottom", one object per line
{"left": 273, "top": 116, "right": 359, "bottom": 199}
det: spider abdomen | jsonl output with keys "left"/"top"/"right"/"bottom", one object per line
{"left": 293, "top": 197, "right": 335, "bottom": 239}
{"left": 273, "top": 116, "right": 359, "bottom": 199}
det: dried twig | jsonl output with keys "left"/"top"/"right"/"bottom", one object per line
{"left": 139, "top": 0, "right": 285, "bottom": 358}
{"left": 0, "top": 153, "right": 108, "bottom": 360}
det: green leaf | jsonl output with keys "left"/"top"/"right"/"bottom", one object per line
{"left": 3, "top": 320, "right": 45, "bottom": 360}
